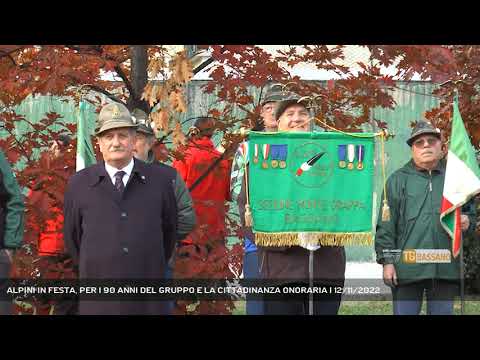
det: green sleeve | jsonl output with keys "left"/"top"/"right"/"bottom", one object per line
{"left": 374, "top": 176, "right": 400, "bottom": 264}
{"left": 174, "top": 172, "right": 196, "bottom": 241}
{"left": 0, "top": 151, "right": 25, "bottom": 249}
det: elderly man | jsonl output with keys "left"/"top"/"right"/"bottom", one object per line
{"left": 258, "top": 92, "right": 346, "bottom": 315}
{"left": 131, "top": 108, "right": 195, "bottom": 246}
{"left": 63, "top": 103, "right": 177, "bottom": 315}
{"left": 375, "top": 121, "right": 476, "bottom": 315}
{"left": 230, "top": 84, "right": 283, "bottom": 315}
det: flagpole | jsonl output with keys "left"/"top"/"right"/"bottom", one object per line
{"left": 308, "top": 111, "right": 316, "bottom": 316}
{"left": 455, "top": 88, "right": 465, "bottom": 315}
{"left": 460, "top": 232, "right": 465, "bottom": 315}
{"left": 448, "top": 87, "right": 465, "bottom": 315}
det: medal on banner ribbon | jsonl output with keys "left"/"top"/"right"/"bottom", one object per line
{"left": 278, "top": 144, "right": 288, "bottom": 169}
{"left": 347, "top": 144, "right": 355, "bottom": 170}
{"left": 270, "top": 145, "right": 279, "bottom": 168}
{"left": 357, "top": 145, "right": 365, "bottom": 170}
{"left": 338, "top": 144, "right": 347, "bottom": 168}
{"left": 253, "top": 144, "right": 259, "bottom": 164}
{"left": 262, "top": 144, "right": 270, "bottom": 169}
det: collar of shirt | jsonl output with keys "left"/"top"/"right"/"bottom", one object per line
{"left": 411, "top": 158, "right": 444, "bottom": 175}
{"left": 104, "top": 158, "right": 134, "bottom": 187}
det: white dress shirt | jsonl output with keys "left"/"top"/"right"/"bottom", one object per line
{"left": 104, "top": 158, "right": 134, "bottom": 188}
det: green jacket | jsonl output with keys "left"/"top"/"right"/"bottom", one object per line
{"left": 146, "top": 152, "right": 196, "bottom": 240}
{"left": 375, "top": 159, "right": 476, "bottom": 284}
{"left": 0, "top": 150, "right": 25, "bottom": 249}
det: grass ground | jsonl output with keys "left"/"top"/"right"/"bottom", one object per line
{"left": 340, "top": 299, "right": 480, "bottom": 315}
{"left": 232, "top": 299, "right": 480, "bottom": 315}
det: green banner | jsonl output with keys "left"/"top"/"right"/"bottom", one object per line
{"left": 247, "top": 131, "right": 376, "bottom": 247}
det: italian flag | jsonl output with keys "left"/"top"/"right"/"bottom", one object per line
{"left": 76, "top": 100, "right": 97, "bottom": 171}
{"left": 440, "top": 97, "right": 480, "bottom": 258}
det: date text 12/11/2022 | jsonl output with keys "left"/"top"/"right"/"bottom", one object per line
{"left": 279, "top": 286, "right": 381, "bottom": 295}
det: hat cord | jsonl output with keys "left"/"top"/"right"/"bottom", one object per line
{"left": 243, "top": 144, "right": 253, "bottom": 227}
{"left": 380, "top": 132, "right": 390, "bottom": 221}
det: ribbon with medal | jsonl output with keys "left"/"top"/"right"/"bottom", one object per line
{"left": 270, "top": 145, "right": 280, "bottom": 168}
{"left": 338, "top": 144, "right": 347, "bottom": 168}
{"left": 262, "top": 144, "right": 270, "bottom": 169}
{"left": 253, "top": 144, "right": 259, "bottom": 164}
{"left": 357, "top": 145, "right": 365, "bottom": 170}
{"left": 347, "top": 144, "right": 355, "bottom": 170}
{"left": 278, "top": 144, "right": 288, "bottom": 169}
{"left": 270, "top": 144, "right": 288, "bottom": 169}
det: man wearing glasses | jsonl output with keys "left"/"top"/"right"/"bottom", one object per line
{"left": 230, "top": 84, "right": 283, "bottom": 315}
{"left": 375, "top": 121, "right": 476, "bottom": 315}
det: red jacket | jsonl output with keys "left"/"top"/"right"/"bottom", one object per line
{"left": 27, "top": 185, "right": 64, "bottom": 256}
{"left": 38, "top": 209, "right": 64, "bottom": 256}
{"left": 173, "top": 137, "right": 231, "bottom": 244}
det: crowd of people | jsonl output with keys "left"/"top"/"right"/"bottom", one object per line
{"left": 0, "top": 84, "right": 476, "bottom": 315}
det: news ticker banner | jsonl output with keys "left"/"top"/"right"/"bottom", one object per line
{"left": 1, "top": 279, "right": 477, "bottom": 301}
{"left": 247, "top": 131, "right": 375, "bottom": 247}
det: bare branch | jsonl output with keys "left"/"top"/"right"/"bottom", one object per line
{"left": 114, "top": 64, "right": 134, "bottom": 97}
{"left": 237, "top": 103, "right": 254, "bottom": 115}
{"left": 0, "top": 51, "right": 17, "bottom": 65}
{"left": 84, "top": 85, "right": 127, "bottom": 106}
{"left": 0, "top": 46, "right": 24, "bottom": 63}
{"left": 67, "top": 45, "right": 136, "bottom": 106}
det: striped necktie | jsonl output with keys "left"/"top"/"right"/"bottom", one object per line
{"left": 114, "top": 171, "right": 126, "bottom": 193}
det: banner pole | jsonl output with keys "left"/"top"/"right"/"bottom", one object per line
{"left": 309, "top": 250, "right": 314, "bottom": 315}
{"left": 460, "top": 232, "right": 465, "bottom": 315}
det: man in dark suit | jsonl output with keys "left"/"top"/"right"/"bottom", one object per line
{"left": 63, "top": 103, "right": 177, "bottom": 315}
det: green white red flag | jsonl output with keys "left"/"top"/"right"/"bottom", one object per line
{"left": 440, "top": 96, "right": 480, "bottom": 258}
{"left": 76, "top": 100, "right": 96, "bottom": 171}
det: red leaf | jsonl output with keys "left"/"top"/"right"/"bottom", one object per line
{"left": 6, "top": 148, "right": 21, "bottom": 164}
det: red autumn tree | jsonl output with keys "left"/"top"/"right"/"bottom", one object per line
{"left": 0, "top": 45, "right": 243, "bottom": 314}
{"left": 4, "top": 45, "right": 477, "bottom": 314}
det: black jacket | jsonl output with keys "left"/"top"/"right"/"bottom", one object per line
{"left": 63, "top": 159, "right": 177, "bottom": 314}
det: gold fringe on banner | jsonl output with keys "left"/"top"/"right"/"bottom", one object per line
{"left": 255, "top": 232, "right": 373, "bottom": 247}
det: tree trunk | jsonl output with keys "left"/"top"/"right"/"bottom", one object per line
{"left": 128, "top": 45, "right": 149, "bottom": 113}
